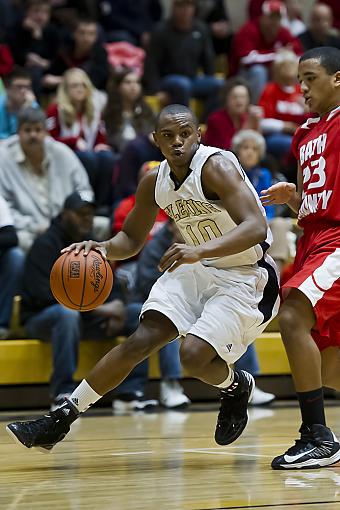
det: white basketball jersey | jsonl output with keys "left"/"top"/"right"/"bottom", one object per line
{"left": 154, "top": 144, "right": 272, "bottom": 269}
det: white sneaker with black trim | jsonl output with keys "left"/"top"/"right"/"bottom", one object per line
{"left": 272, "top": 424, "right": 340, "bottom": 470}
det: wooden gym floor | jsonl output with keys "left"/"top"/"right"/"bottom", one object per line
{"left": 1, "top": 402, "right": 340, "bottom": 510}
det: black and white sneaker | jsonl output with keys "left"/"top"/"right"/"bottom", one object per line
{"left": 6, "top": 399, "right": 79, "bottom": 452}
{"left": 271, "top": 423, "right": 340, "bottom": 470}
{"left": 214, "top": 370, "right": 255, "bottom": 446}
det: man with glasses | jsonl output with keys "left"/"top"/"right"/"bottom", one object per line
{"left": 0, "top": 67, "right": 38, "bottom": 140}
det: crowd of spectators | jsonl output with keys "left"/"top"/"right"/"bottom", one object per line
{"left": 1, "top": 0, "right": 338, "bottom": 409}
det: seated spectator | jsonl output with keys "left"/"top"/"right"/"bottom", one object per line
{"left": 195, "top": 0, "right": 232, "bottom": 56}
{"left": 0, "top": 67, "right": 37, "bottom": 140}
{"left": 298, "top": 3, "right": 340, "bottom": 52}
{"left": 20, "top": 191, "right": 133, "bottom": 410}
{"left": 143, "top": 0, "right": 224, "bottom": 120}
{"left": 258, "top": 50, "right": 307, "bottom": 161}
{"left": 46, "top": 68, "right": 116, "bottom": 212}
{"left": 97, "top": 0, "right": 162, "bottom": 47}
{"left": 104, "top": 68, "right": 155, "bottom": 152}
{"left": 230, "top": 0, "right": 302, "bottom": 102}
{"left": 0, "top": 107, "right": 93, "bottom": 252}
{"left": 0, "top": 194, "right": 25, "bottom": 339}
{"left": 114, "top": 132, "right": 163, "bottom": 203}
{"left": 232, "top": 129, "right": 292, "bottom": 271}
{"left": 7, "top": 0, "right": 61, "bottom": 98}
{"left": 204, "top": 78, "right": 261, "bottom": 150}
{"left": 113, "top": 220, "right": 191, "bottom": 411}
{"left": 249, "top": 0, "right": 306, "bottom": 36}
{"left": 44, "top": 17, "right": 109, "bottom": 92}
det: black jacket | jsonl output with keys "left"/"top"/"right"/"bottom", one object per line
{"left": 21, "top": 216, "right": 90, "bottom": 322}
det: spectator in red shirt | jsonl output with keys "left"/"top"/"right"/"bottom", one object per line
{"left": 204, "top": 77, "right": 261, "bottom": 150}
{"left": 46, "top": 68, "right": 116, "bottom": 212}
{"left": 258, "top": 49, "right": 307, "bottom": 162}
{"left": 231, "top": 0, "right": 302, "bottom": 101}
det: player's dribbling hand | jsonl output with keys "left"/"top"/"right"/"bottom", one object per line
{"left": 61, "top": 240, "right": 107, "bottom": 259}
{"left": 158, "top": 243, "right": 201, "bottom": 272}
{"left": 260, "top": 182, "right": 296, "bottom": 205}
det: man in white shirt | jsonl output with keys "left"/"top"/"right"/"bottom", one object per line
{"left": 0, "top": 107, "right": 94, "bottom": 252}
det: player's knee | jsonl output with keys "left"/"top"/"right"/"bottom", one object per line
{"left": 279, "top": 304, "right": 300, "bottom": 338}
{"left": 179, "top": 342, "right": 206, "bottom": 376}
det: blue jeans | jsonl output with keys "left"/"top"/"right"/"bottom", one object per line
{"left": 115, "top": 302, "right": 182, "bottom": 395}
{"left": 235, "top": 343, "right": 260, "bottom": 376}
{"left": 161, "top": 74, "right": 224, "bottom": 119}
{"left": 265, "top": 133, "right": 293, "bottom": 159}
{"left": 0, "top": 247, "right": 25, "bottom": 328}
{"left": 25, "top": 304, "right": 82, "bottom": 398}
{"left": 75, "top": 150, "right": 117, "bottom": 209}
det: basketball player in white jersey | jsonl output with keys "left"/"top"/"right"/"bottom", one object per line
{"left": 6, "top": 105, "right": 280, "bottom": 455}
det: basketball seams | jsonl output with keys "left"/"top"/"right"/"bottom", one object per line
{"left": 61, "top": 253, "right": 78, "bottom": 310}
{"left": 84, "top": 253, "right": 110, "bottom": 308}
{"left": 79, "top": 250, "right": 87, "bottom": 311}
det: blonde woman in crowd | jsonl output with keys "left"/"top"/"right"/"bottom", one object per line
{"left": 46, "top": 68, "right": 116, "bottom": 213}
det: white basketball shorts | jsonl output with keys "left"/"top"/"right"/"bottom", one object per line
{"left": 141, "top": 258, "right": 280, "bottom": 365}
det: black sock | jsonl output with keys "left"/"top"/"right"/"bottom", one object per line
{"left": 297, "top": 388, "right": 325, "bottom": 426}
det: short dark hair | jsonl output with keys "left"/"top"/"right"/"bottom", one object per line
{"left": 3, "top": 67, "right": 32, "bottom": 88}
{"left": 155, "top": 104, "right": 199, "bottom": 130}
{"left": 17, "top": 107, "right": 46, "bottom": 129}
{"left": 300, "top": 47, "right": 340, "bottom": 75}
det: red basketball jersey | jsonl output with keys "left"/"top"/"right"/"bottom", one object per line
{"left": 292, "top": 106, "right": 340, "bottom": 229}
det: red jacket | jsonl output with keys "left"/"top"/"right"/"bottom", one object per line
{"left": 46, "top": 103, "right": 107, "bottom": 151}
{"left": 230, "top": 19, "right": 302, "bottom": 75}
{"left": 258, "top": 82, "right": 307, "bottom": 125}
{"left": 204, "top": 109, "right": 250, "bottom": 150}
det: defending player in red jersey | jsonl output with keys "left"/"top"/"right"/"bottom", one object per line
{"left": 261, "top": 46, "right": 340, "bottom": 469}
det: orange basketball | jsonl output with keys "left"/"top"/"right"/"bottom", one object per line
{"left": 50, "top": 249, "right": 113, "bottom": 311}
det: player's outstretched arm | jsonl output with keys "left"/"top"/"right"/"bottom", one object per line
{"left": 62, "top": 171, "right": 160, "bottom": 260}
{"left": 260, "top": 165, "right": 303, "bottom": 214}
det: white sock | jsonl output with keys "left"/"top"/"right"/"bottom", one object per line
{"left": 69, "top": 379, "right": 102, "bottom": 412}
{"left": 214, "top": 367, "right": 235, "bottom": 389}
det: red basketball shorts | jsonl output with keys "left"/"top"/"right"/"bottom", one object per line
{"left": 282, "top": 224, "right": 340, "bottom": 351}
